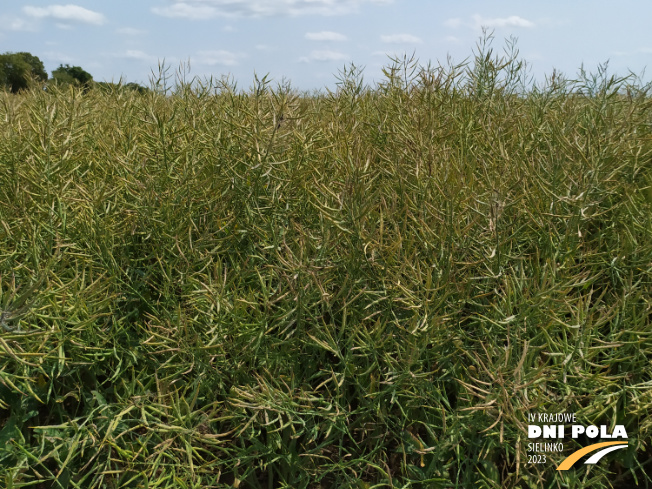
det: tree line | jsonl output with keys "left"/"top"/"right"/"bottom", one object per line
{"left": 0, "top": 51, "right": 148, "bottom": 93}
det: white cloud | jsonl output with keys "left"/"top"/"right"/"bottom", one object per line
{"left": 372, "top": 49, "right": 413, "bottom": 58}
{"left": 152, "top": 0, "right": 392, "bottom": 19}
{"left": 444, "top": 18, "right": 462, "bottom": 29}
{"left": 299, "top": 50, "right": 349, "bottom": 63}
{"left": 381, "top": 33, "right": 423, "bottom": 44}
{"left": 117, "top": 27, "right": 147, "bottom": 36}
{"left": 0, "top": 16, "right": 37, "bottom": 32}
{"left": 305, "top": 31, "right": 347, "bottom": 42}
{"left": 472, "top": 15, "right": 534, "bottom": 29}
{"left": 23, "top": 4, "right": 106, "bottom": 25}
{"left": 124, "top": 50, "right": 155, "bottom": 61}
{"left": 195, "top": 50, "right": 244, "bottom": 66}
{"left": 152, "top": 3, "right": 218, "bottom": 20}
{"left": 445, "top": 14, "right": 535, "bottom": 30}
{"left": 43, "top": 51, "right": 75, "bottom": 63}
{"left": 9, "top": 19, "right": 31, "bottom": 31}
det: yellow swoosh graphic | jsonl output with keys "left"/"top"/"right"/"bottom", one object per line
{"left": 557, "top": 441, "right": 628, "bottom": 471}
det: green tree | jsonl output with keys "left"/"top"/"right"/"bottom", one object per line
{"left": 124, "top": 82, "right": 150, "bottom": 94}
{"left": 94, "top": 81, "right": 151, "bottom": 94}
{"left": 0, "top": 52, "right": 48, "bottom": 93}
{"left": 52, "top": 64, "right": 93, "bottom": 87}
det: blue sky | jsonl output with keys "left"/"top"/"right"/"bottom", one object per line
{"left": 2, "top": 1, "right": 651, "bottom": 90}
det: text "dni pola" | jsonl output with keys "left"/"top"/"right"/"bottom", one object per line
{"left": 528, "top": 425, "right": 628, "bottom": 439}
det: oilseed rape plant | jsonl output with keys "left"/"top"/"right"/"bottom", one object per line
{"left": 1, "top": 38, "right": 651, "bottom": 488}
